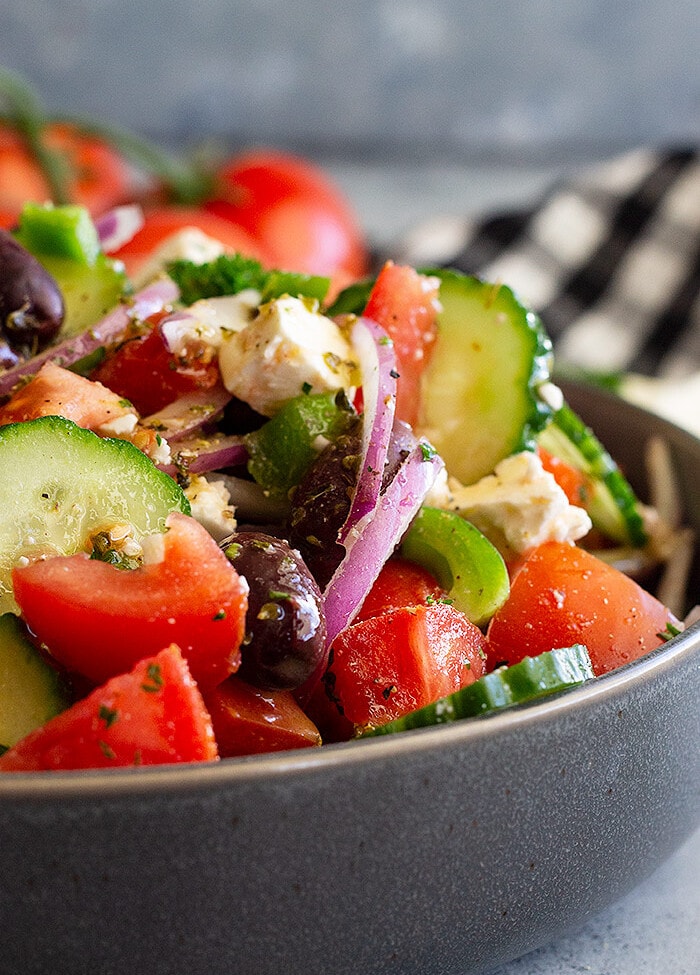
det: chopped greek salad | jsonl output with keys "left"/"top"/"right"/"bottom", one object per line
{"left": 0, "top": 202, "right": 692, "bottom": 770}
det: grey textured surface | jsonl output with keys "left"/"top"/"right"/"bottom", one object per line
{"left": 491, "top": 826, "right": 700, "bottom": 974}
{"left": 1, "top": 0, "right": 699, "bottom": 159}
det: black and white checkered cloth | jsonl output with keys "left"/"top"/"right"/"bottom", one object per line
{"left": 388, "top": 147, "right": 700, "bottom": 379}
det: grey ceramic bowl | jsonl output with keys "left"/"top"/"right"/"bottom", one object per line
{"left": 1, "top": 381, "right": 699, "bottom": 975}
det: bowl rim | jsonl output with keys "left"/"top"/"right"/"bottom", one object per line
{"left": 2, "top": 617, "right": 698, "bottom": 801}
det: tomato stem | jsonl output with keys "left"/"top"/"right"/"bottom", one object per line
{"left": 1, "top": 69, "right": 215, "bottom": 208}
{"left": 0, "top": 68, "right": 72, "bottom": 204}
{"left": 55, "top": 113, "right": 215, "bottom": 205}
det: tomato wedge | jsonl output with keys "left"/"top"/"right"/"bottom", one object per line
{"left": 0, "top": 645, "right": 218, "bottom": 771}
{"left": 0, "top": 361, "right": 135, "bottom": 431}
{"left": 90, "top": 316, "right": 221, "bottom": 415}
{"left": 363, "top": 262, "right": 440, "bottom": 427}
{"left": 355, "top": 557, "right": 447, "bottom": 623}
{"left": 12, "top": 512, "right": 248, "bottom": 689}
{"left": 324, "top": 602, "right": 487, "bottom": 730}
{"left": 486, "top": 540, "right": 679, "bottom": 675}
{"left": 203, "top": 676, "right": 322, "bottom": 757}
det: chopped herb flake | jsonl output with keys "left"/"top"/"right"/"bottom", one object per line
{"left": 658, "top": 621, "right": 683, "bottom": 642}
{"left": 268, "top": 589, "right": 292, "bottom": 601}
{"left": 99, "top": 704, "right": 119, "bottom": 728}
{"left": 98, "top": 740, "right": 116, "bottom": 760}
{"left": 141, "top": 663, "right": 164, "bottom": 693}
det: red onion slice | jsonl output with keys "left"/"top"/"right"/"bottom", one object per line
{"left": 0, "top": 278, "right": 179, "bottom": 398}
{"left": 323, "top": 441, "right": 444, "bottom": 648}
{"left": 142, "top": 384, "right": 233, "bottom": 441}
{"left": 337, "top": 315, "right": 397, "bottom": 544}
{"left": 95, "top": 205, "right": 145, "bottom": 253}
{"left": 160, "top": 433, "right": 248, "bottom": 478}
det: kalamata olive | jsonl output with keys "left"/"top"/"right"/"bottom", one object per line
{"left": 0, "top": 229, "right": 64, "bottom": 358}
{"left": 286, "top": 417, "right": 362, "bottom": 589}
{"left": 225, "top": 531, "right": 326, "bottom": 690}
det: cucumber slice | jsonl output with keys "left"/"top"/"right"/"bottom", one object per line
{"left": 0, "top": 415, "right": 190, "bottom": 614}
{"left": 37, "top": 253, "right": 127, "bottom": 338}
{"left": 398, "top": 505, "right": 509, "bottom": 626}
{"left": 538, "top": 402, "right": 647, "bottom": 547}
{"left": 363, "top": 644, "right": 594, "bottom": 737}
{"left": 0, "top": 613, "right": 70, "bottom": 751}
{"left": 416, "top": 269, "right": 554, "bottom": 486}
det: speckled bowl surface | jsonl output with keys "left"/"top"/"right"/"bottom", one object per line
{"left": 1, "top": 381, "right": 699, "bottom": 975}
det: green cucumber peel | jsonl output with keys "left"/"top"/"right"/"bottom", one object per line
{"left": 0, "top": 69, "right": 72, "bottom": 204}
{"left": 362, "top": 644, "right": 595, "bottom": 737}
{"left": 0, "top": 613, "right": 71, "bottom": 748}
{"left": 416, "top": 269, "right": 554, "bottom": 486}
{"left": 399, "top": 505, "right": 509, "bottom": 626}
{"left": 0, "top": 415, "right": 190, "bottom": 614}
{"left": 538, "top": 401, "right": 647, "bottom": 547}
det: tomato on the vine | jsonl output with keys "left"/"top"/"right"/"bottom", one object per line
{"left": 204, "top": 149, "right": 369, "bottom": 284}
{"left": 0, "top": 121, "right": 133, "bottom": 220}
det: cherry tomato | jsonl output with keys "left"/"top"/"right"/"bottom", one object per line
{"left": 363, "top": 262, "right": 440, "bottom": 427}
{"left": 204, "top": 149, "right": 369, "bottom": 284}
{"left": 486, "top": 540, "right": 678, "bottom": 675}
{"left": 202, "top": 676, "right": 322, "bottom": 757}
{"left": 0, "top": 645, "right": 218, "bottom": 771}
{"left": 355, "top": 556, "right": 447, "bottom": 623}
{"left": 0, "top": 121, "right": 132, "bottom": 220}
{"left": 323, "top": 602, "right": 487, "bottom": 730}
{"left": 12, "top": 512, "right": 248, "bottom": 689}
{"left": 90, "top": 315, "right": 222, "bottom": 416}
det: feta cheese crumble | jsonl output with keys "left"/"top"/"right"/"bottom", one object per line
{"left": 436, "top": 450, "right": 592, "bottom": 557}
{"left": 184, "top": 474, "right": 237, "bottom": 542}
{"left": 218, "top": 295, "right": 358, "bottom": 416}
{"left": 160, "top": 291, "right": 261, "bottom": 356}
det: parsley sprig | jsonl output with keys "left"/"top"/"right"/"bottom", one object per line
{"left": 166, "top": 253, "right": 330, "bottom": 306}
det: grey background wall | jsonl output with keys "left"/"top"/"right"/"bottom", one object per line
{"left": 1, "top": 0, "right": 698, "bottom": 163}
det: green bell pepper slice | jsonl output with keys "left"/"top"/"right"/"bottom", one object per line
{"left": 399, "top": 505, "right": 510, "bottom": 626}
